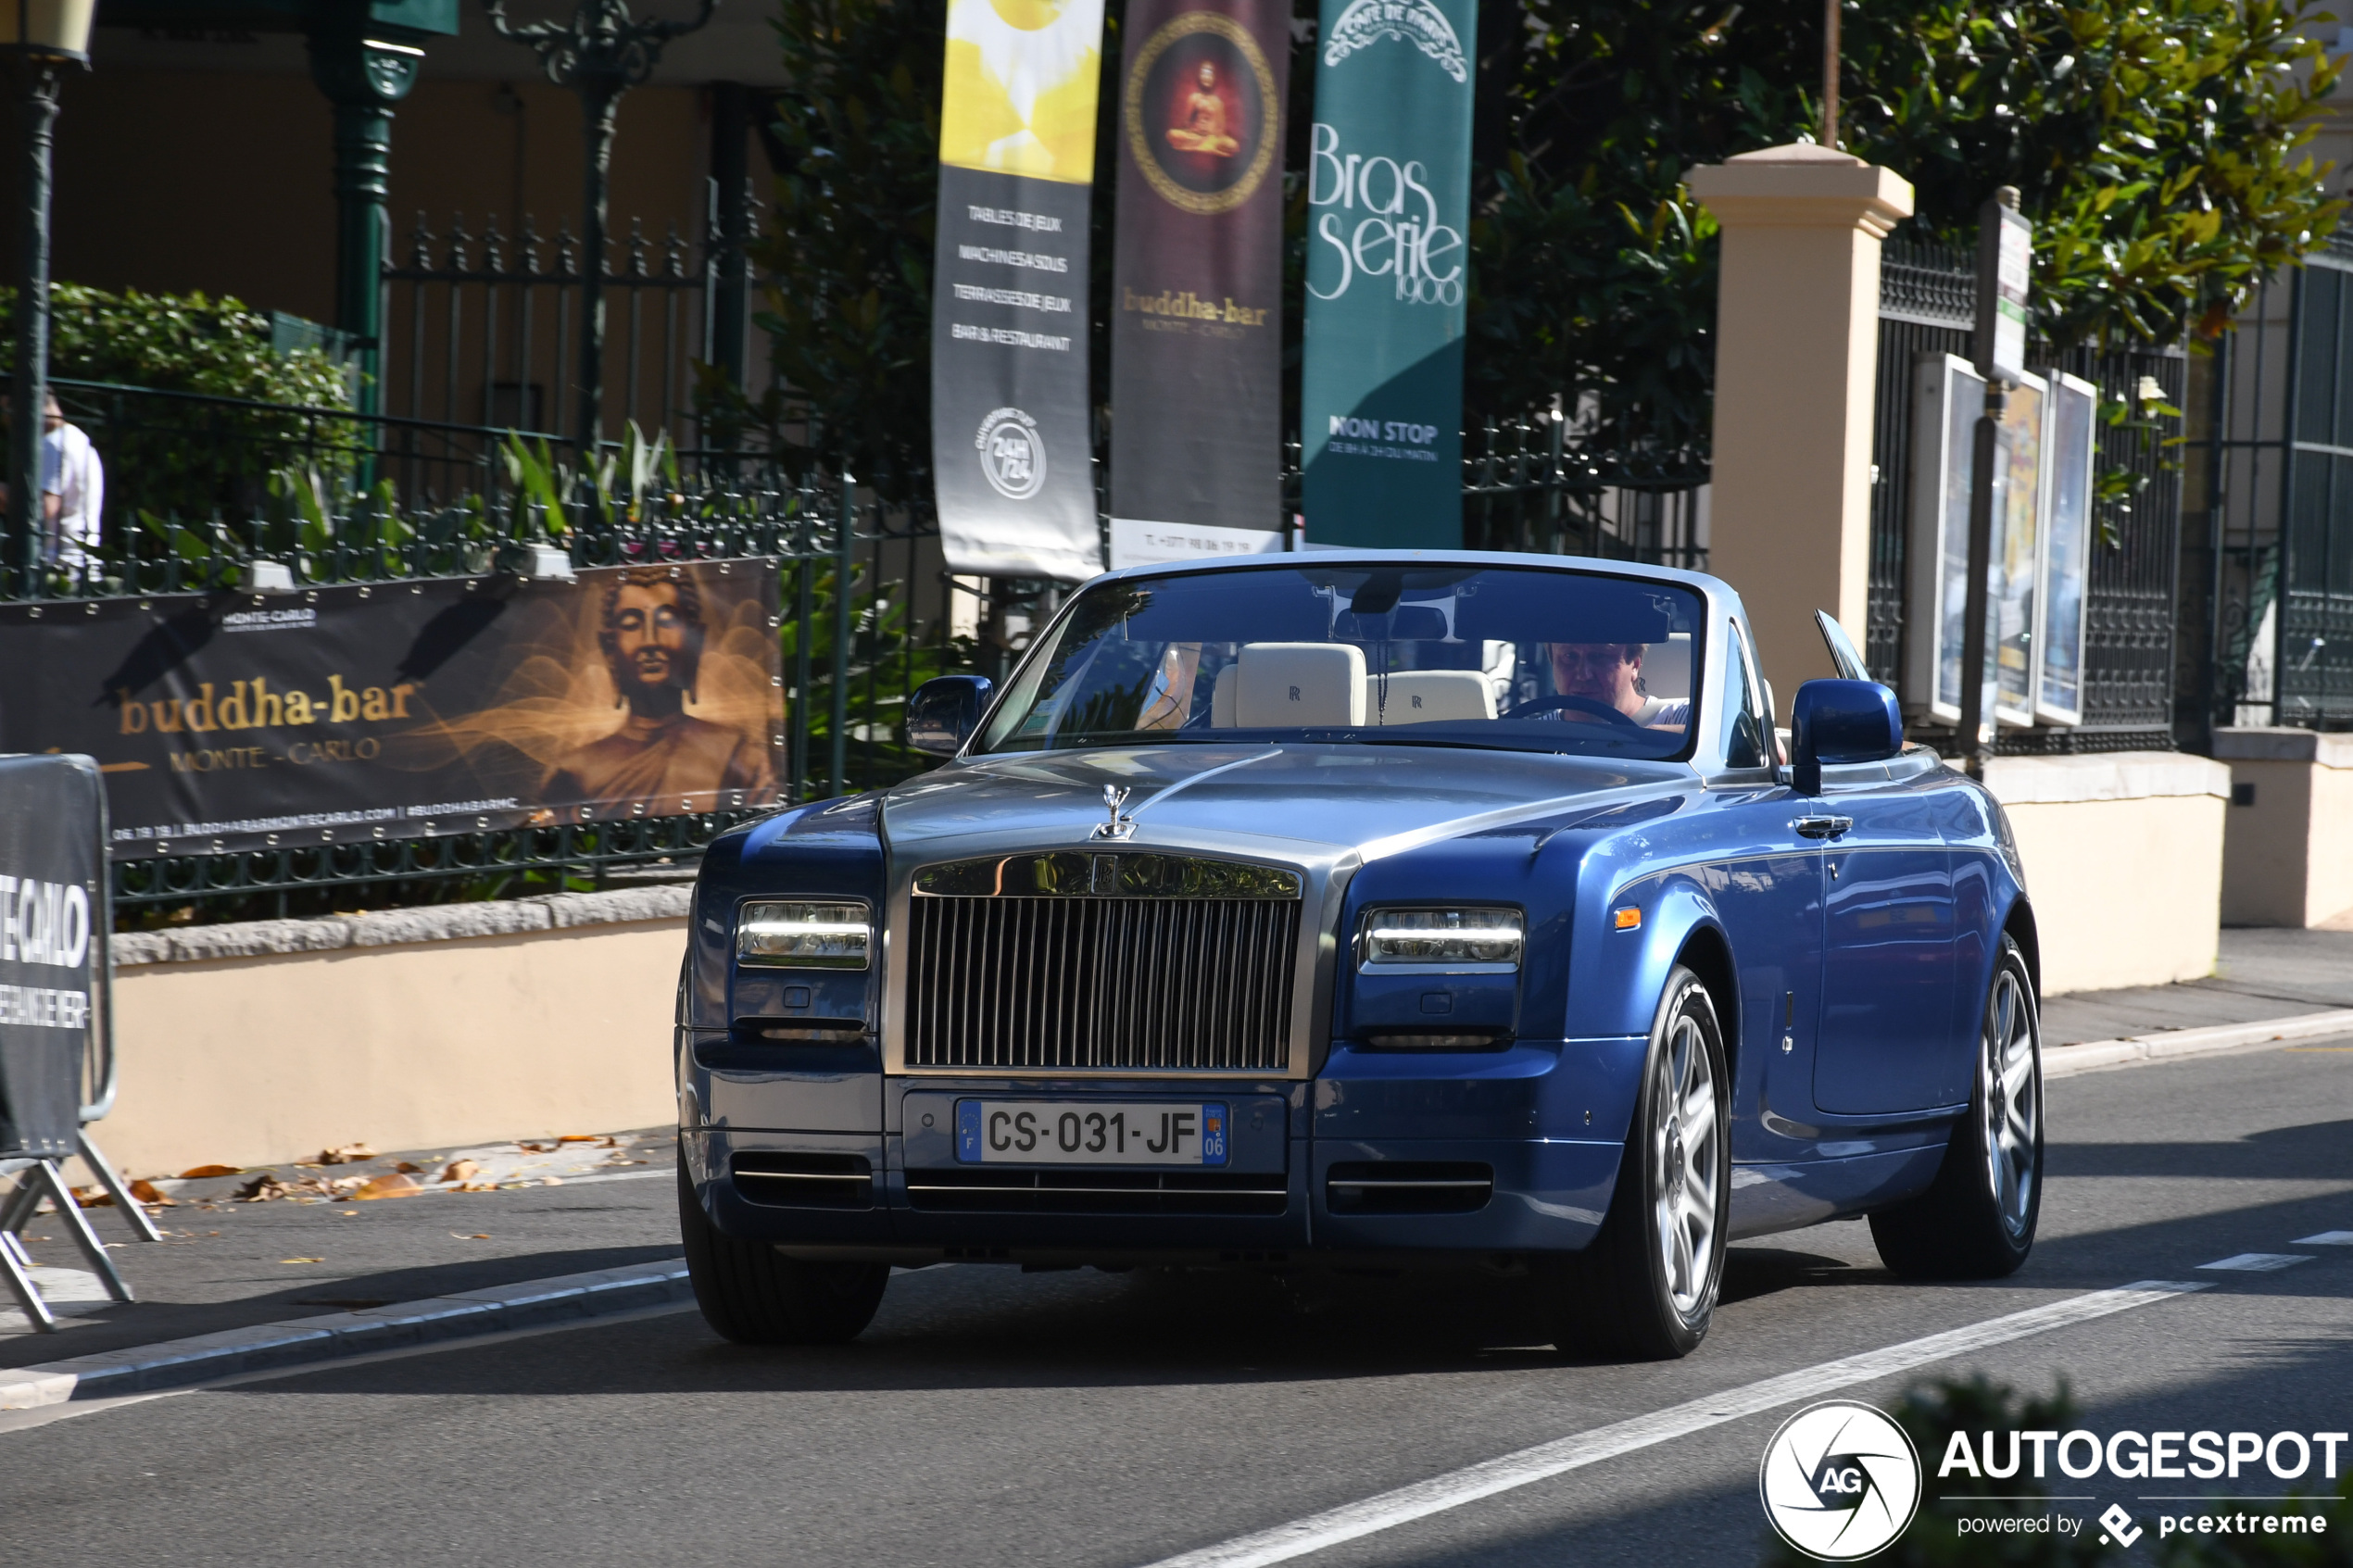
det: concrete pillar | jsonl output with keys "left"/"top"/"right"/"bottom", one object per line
{"left": 1688, "top": 144, "right": 1913, "bottom": 702}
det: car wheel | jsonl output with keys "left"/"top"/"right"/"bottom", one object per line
{"left": 1869, "top": 934, "right": 2042, "bottom": 1279}
{"left": 677, "top": 1154, "right": 889, "bottom": 1344}
{"left": 1549, "top": 964, "right": 1730, "bottom": 1361}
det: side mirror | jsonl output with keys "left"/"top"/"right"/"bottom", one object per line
{"left": 1790, "top": 679, "right": 1903, "bottom": 795}
{"left": 905, "top": 675, "right": 994, "bottom": 758}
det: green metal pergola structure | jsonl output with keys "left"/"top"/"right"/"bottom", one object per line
{"left": 103, "top": 0, "right": 460, "bottom": 419}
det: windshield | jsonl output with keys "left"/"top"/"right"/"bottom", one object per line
{"left": 975, "top": 564, "right": 1706, "bottom": 759}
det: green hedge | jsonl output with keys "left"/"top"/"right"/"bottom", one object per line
{"left": 0, "top": 282, "right": 358, "bottom": 528}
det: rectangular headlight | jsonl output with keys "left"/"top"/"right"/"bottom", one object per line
{"left": 736, "top": 900, "right": 871, "bottom": 970}
{"left": 1359, "top": 907, "right": 1523, "bottom": 970}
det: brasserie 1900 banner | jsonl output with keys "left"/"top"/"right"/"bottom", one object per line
{"left": 1300, "top": 0, "right": 1477, "bottom": 547}
{"left": 0, "top": 562, "right": 783, "bottom": 858}
{"left": 930, "top": 0, "right": 1107, "bottom": 582}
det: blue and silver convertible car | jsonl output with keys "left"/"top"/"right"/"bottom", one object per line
{"left": 675, "top": 552, "right": 2045, "bottom": 1359}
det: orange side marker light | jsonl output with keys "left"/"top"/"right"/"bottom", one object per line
{"left": 1614, "top": 907, "right": 1642, "bottom": 931}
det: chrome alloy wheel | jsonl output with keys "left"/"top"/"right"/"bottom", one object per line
{"left": 1981, "top": 966, "right": 2040, "bottom": 1239}
{"left": 1651, "top": 1006, "right": 1721, "bottom": 1316}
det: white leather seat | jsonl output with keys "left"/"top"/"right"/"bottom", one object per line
{"left": 1640, "top": 632, "right": 1692, "bottom": 704}
{"left": 1234, "top": 643, "right": 1367, "bottom": 727}
{"left": 1209, "top": 673, "right": 1237, "bottom": 728}
{"left": 1374, "top": 670, "right": 1495, "bottom": 724}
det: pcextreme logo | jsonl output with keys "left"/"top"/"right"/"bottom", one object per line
{"left": 1760, "top": 1400, "right": 1924, "bottom": 1562}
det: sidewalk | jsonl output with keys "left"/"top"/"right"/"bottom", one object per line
{"left": 2043, "top": 926, "right": 2353, "bottom": 1045}
{"left": 4, "top": 1129, "right": 682, "bottom": 1368}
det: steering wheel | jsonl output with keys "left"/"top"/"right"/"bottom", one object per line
{"left": 1500, "top": 693, "right": 1644, "bottom": 728}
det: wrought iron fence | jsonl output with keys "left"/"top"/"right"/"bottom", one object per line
{"left": 380, "top": 207, "right": 761, "bottom": 480}
{"left": 2198, "top": 227, "right": 2353, "bottom": 734}
{"left": 1869, "top": 239, "right": 2186, "bottom": 751}
{"left": 1, "top": 467, "right": 971, "bottom": 924}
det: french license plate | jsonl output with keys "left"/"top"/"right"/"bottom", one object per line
{"left": 955, "top": 1101, "right": 1228, "bottom": 1166}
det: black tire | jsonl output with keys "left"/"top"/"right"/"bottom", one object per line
{"left": 1870, "top": 935, "right": 2043, "bottom": 1279}
{"left": 1547, "top": 965, "right": 1731, "bottom": 1361}
{"left": 677, "top": 1155, "right": 889, "bottom": 1345}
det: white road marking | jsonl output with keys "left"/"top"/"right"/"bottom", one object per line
{"left": 1140, "top": 1281, "right": 2209, "bottom": 1568}
{"left": 0, "top": 1299, "right": 699, "bottom": 1436}
{"left": 2196, "top": 1254, "right": 2314, "bottom": 1272}
{"left": 2293, "top": 1231, "right": 2353, "bottom": 1246}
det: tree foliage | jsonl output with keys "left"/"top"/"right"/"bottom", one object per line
{"left": 725, "top": 0, "right": 2344, "bottom": 483}
{"left": 711, "top": 0, "right": 942, "bottom": 502}
{"left": 1468, "top": 0, "right": 2345, "bottom": 454}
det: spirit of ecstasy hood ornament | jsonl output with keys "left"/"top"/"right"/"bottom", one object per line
{"left": 1091, "top": 784, "right": 1137, "bottom": 841}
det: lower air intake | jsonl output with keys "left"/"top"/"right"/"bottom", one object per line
{"left": 731, "top": 1152, "right": 874, "bottom": 1210}
{"left": 906, "top": 1167, "right": 1289, "bottom": 1217}
{"left": 1325, "top": 1161, "right": 1494, "bottom": 1215}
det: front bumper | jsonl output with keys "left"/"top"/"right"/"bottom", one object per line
{"left": 684, "top": 1037, "right": 1646, "bottom": 1263}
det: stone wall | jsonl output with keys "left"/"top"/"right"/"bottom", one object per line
{"left": 93, "top": 887, "right": 688, "bottom": 1179}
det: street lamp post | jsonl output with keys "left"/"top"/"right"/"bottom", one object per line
{"left": 480, "top": 0, "right": 717, "bottom": 457}
{"left": 2, "top": 0, "right": 92, "bottom": 596}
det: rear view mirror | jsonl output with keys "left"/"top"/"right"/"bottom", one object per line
{"left": 905, "top": 675, "right": 995, "bottom": 758}
{"left": 1791, "top": 679, "right": 1904, "bottom": 794}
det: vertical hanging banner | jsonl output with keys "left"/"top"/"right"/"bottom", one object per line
{"left": 1107, "top": 0, "right": 1290, "bottom": 568}
{"left": 931, "top": 0, "right": 1108, "bottom": 582}
{"left": 1299, "top": 0, "right": 1476, "bottom": 546}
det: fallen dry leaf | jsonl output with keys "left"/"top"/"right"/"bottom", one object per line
{"left": 450, "top": 1233, "right": 492, "bottom": 1240}
{"left": 128, "top": 1179, "right": 176, "bottom": 1207}
{"left": 70, "top": 1185, "right": 114, "bottom": 1208}
{"left": 557, "top": 1134, "right": 598, "bottom": 1143}
{"left": 319, "top": 1142, "right": 378, "bottom": 1165}
{"left": 437, "top": 1159, "right": 480, "bottom": 1185}
{"left": 539, "top": 1176, "right": 564, "bottom": 1187}
{"left": 279, "top": 1257, "right": 324, "bottom": 1264}
{"left": 178, "top": 1163, "right": 241, "bottom": 1180}
{"left": 392, "top": 1161, "right": 422, "bottom": 1173}
{"left": 518, "top": 1141, "right": 557, "bottom": 1153}
{"left": 458, "top": 1181, "right": 501, "bottom": 1192}
{"left": 236, "top": 1174, "right": 290, "bottom": 1202}
{"left": 351, "top": 1173, "right": 423, "bottom": 1201}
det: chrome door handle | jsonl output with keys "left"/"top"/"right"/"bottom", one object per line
{"left": 1794, "top": 815, "right": 1854, "bottom": 841}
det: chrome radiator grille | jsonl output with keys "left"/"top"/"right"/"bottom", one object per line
{"left": 903, "top": 852, "right": 1302, "bottom": 1073}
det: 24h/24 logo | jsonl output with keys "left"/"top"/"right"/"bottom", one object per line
{"left": 1759, "top": 1401, "right": 1924, "bottom": 1561}
{"left": 975, "top": 408, "right": 1048, "bottom": 502}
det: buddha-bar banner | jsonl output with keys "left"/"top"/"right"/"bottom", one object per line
{"left": 1106, "top": 0, "right": 1290, "bottom": 569}
{"left": 930, "top": 0, "right": 1107, "bottom": 583}
{"left": 1299, "top": 0, "right": 1476, "bottom": 546}
{"left": 0, "top": 562, "right": 784, "bottom": 859}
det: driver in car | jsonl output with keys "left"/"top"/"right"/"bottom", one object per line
{"left": 1544, "top": 642, "right": 1690, "bottom": 730}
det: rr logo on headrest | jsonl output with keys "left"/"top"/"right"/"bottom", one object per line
{"left": 1289, "top": 685, "right": 1301, "bottom": 701}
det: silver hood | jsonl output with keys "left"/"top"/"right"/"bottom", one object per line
{"left": 879, "top": 744, "right": 1683, "bottom": 865}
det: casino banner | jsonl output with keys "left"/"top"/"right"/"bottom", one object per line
{"left": 930, "top": 0, "right": 1108, "bottom": 583}
{"left": 1299, "top": 0, "right": 1478, "bottom": 547}
{"left": 1106, "top": 0, "right": 1290, "bottom": 569}
{"left": 0, "top": 561, "right": 784, "bottom": 859}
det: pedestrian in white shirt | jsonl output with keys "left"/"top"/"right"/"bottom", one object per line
{"left": 41, "top": 393, "right": 103, "bottom": 581}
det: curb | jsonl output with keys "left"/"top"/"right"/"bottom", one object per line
{"left": 0, "top": 1256, "right": 692, "bottom": 1411}
{"left": 2045, "top": 1008, "right": 2353, "bottom": 1080}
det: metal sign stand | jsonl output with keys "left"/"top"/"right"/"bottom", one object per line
{"left": 0, "top": 1153, "right": 136, "bottom": 1331}
{"left": 0, "top": 754, "right": 154, "bottom": 1332}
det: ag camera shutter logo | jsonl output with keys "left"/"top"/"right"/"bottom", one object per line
{"left": 1759, "top": 1400, "right": 1923, "bottom": 1561}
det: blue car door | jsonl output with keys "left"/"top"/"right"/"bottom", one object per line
{"left": 1801, "top": 613, "right": 1961, "bottom": 1116}
{"left": 1698, "top": 620, "right": 1825, "bottom": 1161}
